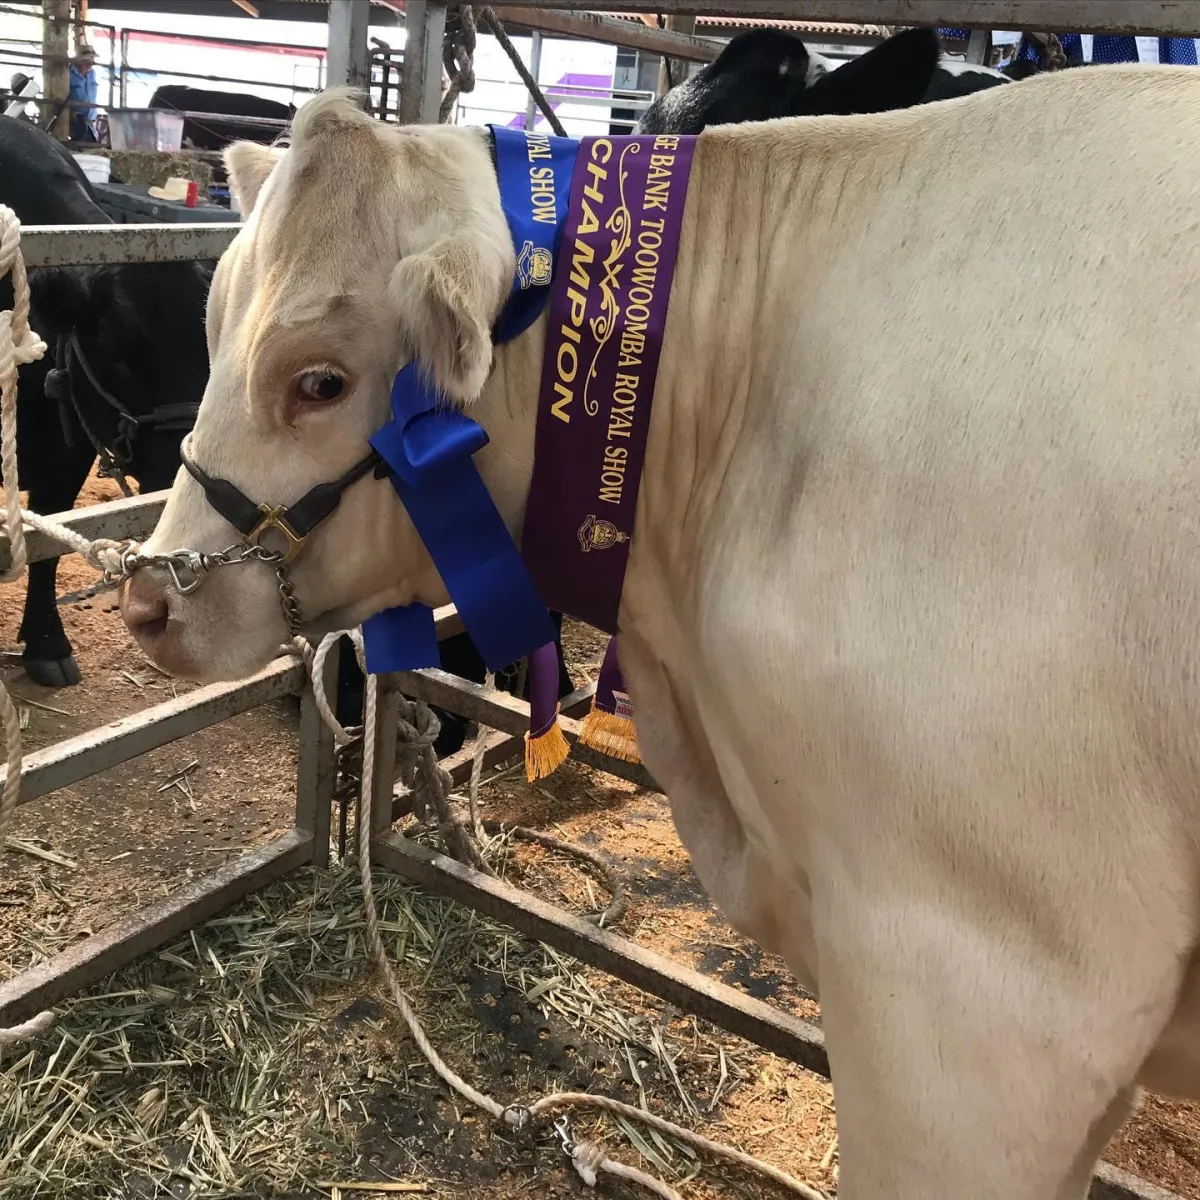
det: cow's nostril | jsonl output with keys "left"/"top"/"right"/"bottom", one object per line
{"left": 120, "top": 577, "right": 170, "bottom": 644}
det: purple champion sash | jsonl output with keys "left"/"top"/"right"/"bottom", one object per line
{"left": 521, "top": 133, "right": 695, "bottom": 770}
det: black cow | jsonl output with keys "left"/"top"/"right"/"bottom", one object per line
{"left": 0, "top": 113, "right": 212, "bottom": 686}
{"left": 148, "top": 85, "right": 293, "bottom": 151}
{"left": 638, "top": 26, "right": 1021, "bottom": 135}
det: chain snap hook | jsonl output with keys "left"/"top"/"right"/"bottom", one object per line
{"left": 553, "top": 1115, "right": 576, "bottom": 1157}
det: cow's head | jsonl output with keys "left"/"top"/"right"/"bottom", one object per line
{"left": 638, "top": 26, "right": 946, "bottom": 135}
{"left": 32, "top": 260, "right": 211, "bottom": 492}
{"left": 119, "top": 90, "right": 516, "bottom": 681}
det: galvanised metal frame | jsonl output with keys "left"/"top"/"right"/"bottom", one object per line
{"left": 6, "top": 3, "right": 1194, "bottom": 1185}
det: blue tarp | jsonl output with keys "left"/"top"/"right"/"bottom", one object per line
{"left": 937, "top": 30, "right": 1198, "bottom": 66}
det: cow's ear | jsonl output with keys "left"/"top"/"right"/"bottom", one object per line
{"left": 388, "top": 237, "right": 508, "bottom": 405}
{"left": 224, "top": 141, "right": 283, "bottom": 216}
{"left": 794, "top": 26, "right": 940, "bottom": 116}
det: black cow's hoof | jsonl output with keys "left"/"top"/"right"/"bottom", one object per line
{"left": 22, "top": 654, "right": 82, "bottom": 687}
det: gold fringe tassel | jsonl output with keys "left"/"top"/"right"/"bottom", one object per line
{"left": 577, "top": 704, "right": 641, "bottom": 764}
{"left": 524, "top": 715, "right": 570, "bottom": 781}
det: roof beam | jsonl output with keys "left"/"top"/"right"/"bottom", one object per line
{"left": 493, "top": 6, "right": 722, "bottom": 61}
{"left": 503, "top": 2, "right": 1200, "bottom": 38}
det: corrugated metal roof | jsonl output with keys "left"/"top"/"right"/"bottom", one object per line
{"left": 599, "top": 12, "right": 889, "bottom": 38}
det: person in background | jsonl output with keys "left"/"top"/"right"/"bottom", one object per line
{"left": 68, "top": 43, "right": 98, "bottom": 142}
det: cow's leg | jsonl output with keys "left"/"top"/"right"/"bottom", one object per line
{"left": 18, "top": 443, "right": 93, "bottom": 687}
{"left": 334, "top": 635, "right": 364, "bottom": 727}
{"left": 19, "top": 556, "right": 78, "bottom": 685}
{"left": 1056, "top": 1088, "right": 1138, "bottom": 1200}
{"left": 813, "top": 909, "right": 1171, "bottom": 1200}
{"left": 433, "top": 631, "right": 486, "bottom": 758}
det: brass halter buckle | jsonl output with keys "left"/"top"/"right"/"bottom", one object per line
{"left": 247, "top": 504, "right": 308, "bottom": 565}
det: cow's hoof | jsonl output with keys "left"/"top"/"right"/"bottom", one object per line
{"left": 22, "top": 655, "right": 82, "bottom": 687}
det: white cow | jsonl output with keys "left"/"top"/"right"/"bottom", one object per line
{"left": 121, "top": 73, "right": 1200, "bottom": 1198}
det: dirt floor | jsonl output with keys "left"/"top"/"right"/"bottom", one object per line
{"left": 1, "top": 469, "right": 1199, "bottom": 1198}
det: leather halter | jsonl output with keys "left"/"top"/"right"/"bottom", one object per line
{"left": 45, "top": 333, "right": 200, "bottom": 489}
{"left": 179, "top": 439, "right": 382, "bottom": 565}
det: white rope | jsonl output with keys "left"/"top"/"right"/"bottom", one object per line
{"left": 323, "top": 637, "right": 827, "bottom": 1200}
{"left": 0, "top": 206, "right": 54, "bottom": 1050}
{"left": 0, "top": 209, "right": 133, "bottom": 1052}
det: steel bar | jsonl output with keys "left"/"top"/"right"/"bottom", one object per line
{"left": 172, "top": 109, "right": 291, "bottom": 130}
{"left": 113, "top": 63, "right": 321, "bottom": 95}
{"left": 374, "top": 829, "right": 829, "bottom": 1073}
{"left": 296, "top": 653, "right": 339, "bottom": 869}
{"left": 1091, "top": 1163, "right": 1185, "bottom": 1200}
{"left": 497, "top": 1, "right": 1200, "bottom": 37}
{"left": 2, "top": 656, "right": 305, "bottom": 808}
{"left": 493, "top": 6, "right": 720, "bottom": 62}
{"left": 19, "top": 223, "right": 241, "bottom": 267}
{"left": 523, "top": 28, "right": 542, "bottom": 129}
{"left": 0, "top": 829, "right": 311, "bottom": 1025}
{"left": 391, "top": 680, "right": 598, "bottom": 821}
{"left": 0, "top": 490, "right": 167, "bottom": 571}
{"left": 389, "top": 667, "right": 659, "bottom": 791}
{"left": 368, "top": 681, "right": 402, "bottom": 839}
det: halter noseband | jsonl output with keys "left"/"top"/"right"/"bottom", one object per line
{"left": 179, "top": 439, "right": 383, "bottom": 566}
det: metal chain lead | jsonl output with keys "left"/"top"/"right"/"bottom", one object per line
{"left": 100, "top": 540, "right": 302, "bottom": 636}
{"left": 274, "top": 563, "right": 302, "bottom": 633}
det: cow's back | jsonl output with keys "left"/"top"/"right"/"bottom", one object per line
{"left": 0, "top": 114, "right": 108, "bottom": 224}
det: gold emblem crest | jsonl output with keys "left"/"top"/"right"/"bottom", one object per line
{"left": 515, "top": 240, "right": 553, "bottom": 291}
{"left": 578, "top": 514, "right": 630, "bottom": 553}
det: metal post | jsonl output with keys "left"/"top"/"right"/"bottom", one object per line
{"left": 367, "top": 680, "right": 401, "bottom": 842}
{"left": 375, "top": 48, "right": 392, "bottom": 120}
{"left": 118, "top": 27, "right": 128, "bottom": 107}
{"left": 72, "top": 0, "right": 87, "bottom": 48}
{"left": 295, "top": 650, "right": 339, "bottom": 869}
{"left": 523, "top": 29, "right": 542, "bottom": 130}
{"left": 326, "top": 0, "right": 371, "bottom": 91}
{"left": 657, "top": 14, "right": 696, "bottom": 95}
{"left": 398, "top": 0, "right": 447, "bottom": 125}
{"left": 965, "top": 28, "right": 991, "bottom": 64}
{"left": 42, "top": 0, "right": 71, "bottom": 141}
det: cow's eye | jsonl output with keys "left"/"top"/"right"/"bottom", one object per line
{"left": 296, "top": 370, "right": 345, "bottom": 402}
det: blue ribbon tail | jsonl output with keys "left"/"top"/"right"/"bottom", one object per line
{"left": 362, "top": 603, "right": 440, "bottom": 674}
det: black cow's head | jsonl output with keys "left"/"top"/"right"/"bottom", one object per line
{"left": 32, "top": 260, "right": 211, "bottom": 493}
{"left": 639, "top": 26, "right": 951, "bottom": 134}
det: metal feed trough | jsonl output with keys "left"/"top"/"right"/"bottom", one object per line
{"left": 5, "top": 4, "right": 1200, "bottom": 1195}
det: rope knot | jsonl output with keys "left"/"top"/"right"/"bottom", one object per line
{"left": 83, "top": 537, "right": 132, "bottom": 577}
{"left": 571, "top": 1140, "right": 605, "bottom": 1188}
{"left": 0, "top": 312, "right": 47, "bottom": 370}
{"left": 441, "top": 4, "right": 478, "bottom": 122}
